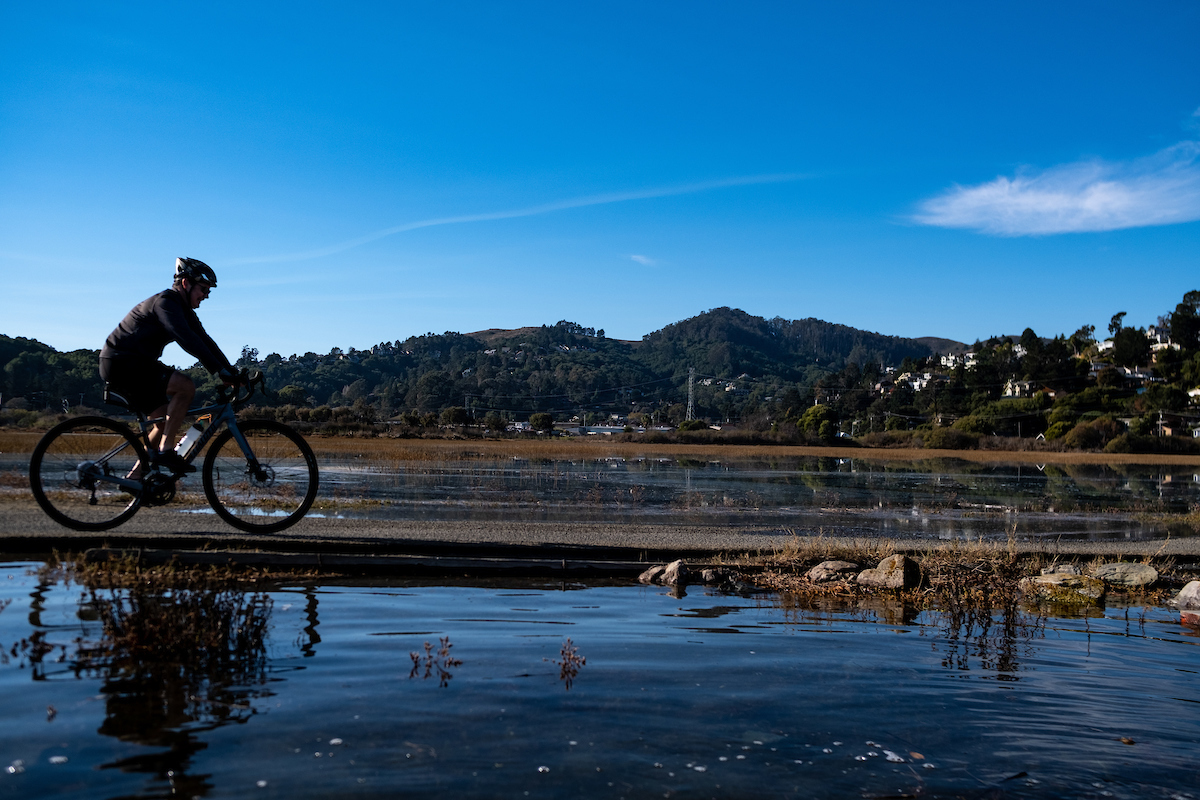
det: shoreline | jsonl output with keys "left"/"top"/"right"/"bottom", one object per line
{"left": 6, "top": 430, "right": 1200, "bottom": 466}
{"left": 3, "top": 500, "right": 1199, "bottom": 562}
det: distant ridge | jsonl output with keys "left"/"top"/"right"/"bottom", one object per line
{"left": 3, "top": 310, "right": 943, "bottom": 417}
{"left": 466, "top": 327, "right": 544, "bottom": 344}
{"left": 914, "top": 336, "right": 967, "bottom": 355}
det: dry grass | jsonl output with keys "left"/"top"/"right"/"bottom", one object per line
{"left": 40, "top": 550, "right": 333, "bottom": 588}
{"left": 8, "top": 426, "right": 1200, "bottom": 465}
{"left": 282, "top": 437, "right": 1200, "bottom": 467}
{"left": 743, "top": 537, "right": 1180, "bottom": 607}
{"left": 0, "top": 431, "right": 46, "bottom": 452}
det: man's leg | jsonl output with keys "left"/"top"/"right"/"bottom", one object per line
{"left": 131, "top": 402, "right": 169, "bottom": 479}
{"left": 145, "top": 403, "right": 169, "bottom": 453}
{"left": 142, "top": 372, "right": 199, "bottom": 476}
{"left": 159, "top": 371, "right": 196, "bottom": 454}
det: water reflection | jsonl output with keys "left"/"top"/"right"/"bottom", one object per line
{"left": 771, "top": 589, "right": 1044, "bottom": 676}
{"left": 313, "top": 455, "right": 1200, "bottom": 541}
{"left": 73, "top": 581, "right": 274, "bottom": 798}
{"left": 3, "top": 568, "right": 1198, "bottom": 799}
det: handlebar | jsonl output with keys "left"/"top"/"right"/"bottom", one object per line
{"left": 215, "top": 368, "right": 268, "bottom": 406}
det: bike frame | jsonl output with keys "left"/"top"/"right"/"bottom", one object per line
{"left": 93, "top": 378, "right": 264, "bottom": 493}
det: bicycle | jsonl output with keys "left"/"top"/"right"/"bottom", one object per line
{"left": 29, "top": 369, "right": 319, "bottom": 533}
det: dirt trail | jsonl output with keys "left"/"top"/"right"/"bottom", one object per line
{"left": 3, "top": 499, "right": 1198, "bottom": 561}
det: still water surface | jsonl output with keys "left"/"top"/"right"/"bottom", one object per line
{"left": 1, "top": 561, "right": 1197, "bottom": 799}
{"left": 3, "top": 451, "right": 1198, "bottom": 541}
{"left": 317, "top": 455, "right": 1200, "bottom": 541}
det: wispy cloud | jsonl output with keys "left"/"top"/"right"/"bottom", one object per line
{"left": 913, "top": 141, "right": 1200, "bottom": 235}
{"left": 231, "top": 173, "right": 805, "bottom": 264}
{"left": 629, "top": 254, "right": 657, "bottom": 266}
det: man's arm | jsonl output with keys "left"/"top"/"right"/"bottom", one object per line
{"left": 155, "top": 292, "right": 234, "bottom": 375}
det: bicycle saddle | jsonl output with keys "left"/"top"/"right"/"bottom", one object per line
{"left": 102, "top": 384, "right": 132, "bottom": 411}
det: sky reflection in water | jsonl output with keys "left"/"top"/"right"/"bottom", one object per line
{"left": 1, "top": 562, "right": 1198, "bottom": 799}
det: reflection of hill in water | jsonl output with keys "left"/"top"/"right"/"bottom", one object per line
{"left": 315, "top": 455, "right": 1199, "bottom": 541}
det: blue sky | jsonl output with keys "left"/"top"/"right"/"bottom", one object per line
{"left": 2, "top": 2, "right": 1199, "bottom": 368}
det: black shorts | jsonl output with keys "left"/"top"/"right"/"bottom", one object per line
{"left": 99, "top": 357, "right": 176, "bottom": 415}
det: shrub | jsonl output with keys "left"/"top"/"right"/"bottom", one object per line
{"left": 951, "top": 415, "right": 989, "bottom": 435}
{"left": 1106, "top": 433, "right": 1200, "bottom": 455}
{"left": 1044, "top": 421, "right": 1071, "bottom": 440}
{"left": 923, "top": 427, "right": 980, "bottom": 450}
{"left": 1062, "top": 417, "right": 1123, "bottom": 450}
{"left": 859, "top": 430, "right": 917, "bottom": 448}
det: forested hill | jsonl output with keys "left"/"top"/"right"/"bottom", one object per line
{"left": 636, "top": 307, "right": 935, "bottom": 384}
{"left": 1, "top": 309, "right": 937, "bottom": 421}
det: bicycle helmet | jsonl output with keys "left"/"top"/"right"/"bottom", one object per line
{"left": 175, "top": 257, "right": 218, "bottom": 287}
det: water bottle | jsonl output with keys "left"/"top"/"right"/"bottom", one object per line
{"left": 175, "top": 418, "right": 207, "bottom": 460}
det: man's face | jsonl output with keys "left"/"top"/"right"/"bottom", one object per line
{"left": 186, "top": 279, "right": 212, "bottom": 309}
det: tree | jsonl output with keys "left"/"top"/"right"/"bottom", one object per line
{"left": 408, "top": 371, "right": 454, "bottom": 411}
{"left": 798, "top": 404, "right": 833, "bottom": 434}
{"left": 440, "top": 406, "right": 468, "bottom": 426}
{"left": 1169, "top": 289, "right": 1200, "bottom": 351}
{"left": 277, "top": 385, "right": 308, "bottom": 406}
{"left": 1068, "top": 324, "right": 1095, "bottom": 356}
{"left": 529, "top": 412, "right": 554, "bottom": 432}
{"left": 1108, "top": 312, "right": 1126, "bottom": 337}
{"left": 238, "top": 345, "right": 259, "bottom": 366}
{"left": 1112, "top": 327, "right": 1150, "bottom": 368}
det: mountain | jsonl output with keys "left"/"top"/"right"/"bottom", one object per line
{"left": 1, "top": 309, "right": 938, "bottom": 418}
{"left": 0, "top": 334, "right": 54, "bottom": 367}
{"left": 635, "top": 308, "right": 935, "bottom": 380}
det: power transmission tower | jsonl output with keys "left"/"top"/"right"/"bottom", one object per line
{"left": 686, "top": 367, "right": 695, "bottom": 421}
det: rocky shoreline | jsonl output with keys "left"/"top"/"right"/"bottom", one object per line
{"left": 636, "top": 551, "right": 1200, "bottom": 628}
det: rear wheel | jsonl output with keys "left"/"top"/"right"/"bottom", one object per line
{"left": 202, "top": 420, "right": 319, "bottom": 533}
{"left": 29, "top": 416, "right": 146, "bottom": 531}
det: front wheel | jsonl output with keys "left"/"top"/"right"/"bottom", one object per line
{"left": 202, "top": 420, "right": 319, "bottom": 533}
{"left": 29, "top": 416, "right": 146, "bottom": 531}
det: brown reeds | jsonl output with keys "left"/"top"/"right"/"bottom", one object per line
{"left": 409, "top": 636, "right": 462, "bottom": 687}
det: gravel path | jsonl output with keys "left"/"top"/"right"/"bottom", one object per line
{"left": 3, "top": 500, "right": 1198, "bottom": 560}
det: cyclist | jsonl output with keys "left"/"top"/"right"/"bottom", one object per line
{"left": 99, "top": 257, "right": 239, "bottom": 476}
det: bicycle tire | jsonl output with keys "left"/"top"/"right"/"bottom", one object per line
{"left": 29, "top": 416, "right": 146, "bottom": 531}
{"left": 202, "top": 419, "right": 319, "bottom": 533}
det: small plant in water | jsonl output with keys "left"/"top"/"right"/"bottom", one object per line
{"left": 548, "top": 637, "right": 586, "bottom": 690}
{"left": 409, "top": 636, "right": 462, "bottom": 687}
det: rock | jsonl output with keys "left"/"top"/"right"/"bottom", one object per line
{"left": 1170, "top": 580, "right": 1200, "bottom": 610}
{"left": 638, "top": 565, "right": 666, "bottom": 584}
{"left": 638, "top": 560, "right": 690, "bottom": 587}
{"left": 1020, "top": 573, "right": 1105, "bottom": 604}
{"left": 1041, "top": 563, "right": 1081, "bottom": 576}
{"left": 806, "top": 560, "right": 859, "bottom": 583}
{"left": 856, "top": 554, "right": 921, "bottom": 590}
{"left": 700, "top": 568, "right": 731, "bottom": 585}
{"left": 660, "top": 559, "right": 689, "bottom": 587}
{"left": 1092, "top": 562, "right": 1158, "bottom": 588}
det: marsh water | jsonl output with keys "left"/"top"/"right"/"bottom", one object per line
{"left": 316, "top": 454, "right": 1200, "bottom": 542}
{"left": 2, "top": 561, "right": 1198, "bottom": 799}
{"left": 3, "top": 448, "right": 1198, "bottom": 541}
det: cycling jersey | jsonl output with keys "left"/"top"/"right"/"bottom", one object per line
{"left": 100, "top": 287, "right": 233, "bottom": 374}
